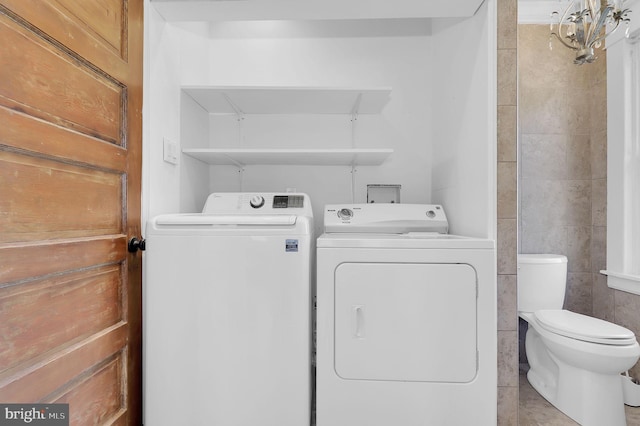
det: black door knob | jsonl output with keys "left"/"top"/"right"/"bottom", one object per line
{"left": 128, "top": 237, "right": 146, "bottom": 253}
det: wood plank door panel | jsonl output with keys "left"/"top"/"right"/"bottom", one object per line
{"left": 0, "top": 0, "right": 142, "bottom": 424}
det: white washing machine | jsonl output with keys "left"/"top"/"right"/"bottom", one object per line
{"left": 144, "top": 193, "right": 313, "bottom": 426}
{"left": 316, "top": 204, "right": 496, "bottom": 426}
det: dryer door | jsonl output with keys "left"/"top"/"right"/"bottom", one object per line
{"left": 334, "top": 262, "right": 477, "bottom": 382}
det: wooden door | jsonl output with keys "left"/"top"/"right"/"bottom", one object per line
{"left": 0, "top": 0, "right": 143, "bottom": 424}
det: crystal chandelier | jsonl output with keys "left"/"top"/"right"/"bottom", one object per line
{"left": 550, "top": 0, "right": 631, "bottom": 64}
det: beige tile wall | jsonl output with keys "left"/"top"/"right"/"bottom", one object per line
{"left": 518, "top": 23, "right": 640, "bottom": 400}
{"left": 590, "top": 48, "right": 614, "bottom": 326}
{"left": 518, "top": 25, "right": 595, "bottom": 317}
{"left": 497, "top": 0, "right": 519, "bottom": 423}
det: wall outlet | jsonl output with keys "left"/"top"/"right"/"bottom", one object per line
{"left": 163, "top": 138, "right": 179, "bottom": 165}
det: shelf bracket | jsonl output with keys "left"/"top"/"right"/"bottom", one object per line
{"left": 350, "top": 93, "right": 361, "bottom": 148}
{"left": 222, "top": 93, "right": 246, "bottom": 146}
{"left": 220, "top": 152, "right": 245, "bottom": 169}
{"left": 221, "top": 93, "right": 244, "bottom": 116}
{"left": 238, "top": 165, "right": 246, "bottom": 192}
{"left": 349, "top": 93, "right": 362, "bottom": 203}
{"left": 350, "top": 164, "right": 357, "bottom": 203}
{"left": 350, "top": 93, "right": 363, "bottom": 117}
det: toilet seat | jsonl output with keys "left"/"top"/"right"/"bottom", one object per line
{"left": 535, "top": 310, "right": 637, "bottom": 346}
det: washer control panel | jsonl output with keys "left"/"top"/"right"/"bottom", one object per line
{"left": 203, "top": 193, "right": 310, "bottom": 215}
{"left": 324, "top": 203, "right": 448, "bottom": 234}
{"left": 272, "top": 195, "right": 305, "bottom": 209}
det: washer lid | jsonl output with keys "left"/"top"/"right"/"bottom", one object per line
{"left": 534, "top": 310, "right": 637, "bottom": 346}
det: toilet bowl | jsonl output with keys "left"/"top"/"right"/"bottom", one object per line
{"left": 518, "top": 254, "right": 640, "bottom": 426}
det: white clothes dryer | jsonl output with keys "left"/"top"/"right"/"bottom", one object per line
{"left": 144, "top": 193, "right": 313, "bottom": 426}
{"left": 316, "top": 204, "right": 496, "bottom": 426}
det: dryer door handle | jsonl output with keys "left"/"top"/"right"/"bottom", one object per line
{"left": 353, "top": 305, "right": 365, "bottom": 339}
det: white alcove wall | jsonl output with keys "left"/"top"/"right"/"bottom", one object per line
{"left": 431, "top": 1, "right": 496, "bottom": 239}
{"left": 187, "top": 32, "right": 434, "bottom": 233}
{"left": 144, "top": 0, "right": 496, "bottom": 241}
{"left": 145, "top": 8, "right": 212, "bottom": 219}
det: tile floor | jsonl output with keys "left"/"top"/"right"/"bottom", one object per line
{"left": 519, "top": 367, "right": 640, "bottom": 426}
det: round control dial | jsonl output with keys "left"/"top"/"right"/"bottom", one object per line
{"left": 249, "top": 195, "right": 265, "bottom": 208}
{"left": 426, "top": 210, "right": 436, "bottom": 218}
{"left": 337, "top": 208, "right": 354, "bottom": 219}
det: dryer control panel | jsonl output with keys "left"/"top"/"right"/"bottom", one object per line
{"left": 324, "top": 203, "right": 448, "bottom": 234}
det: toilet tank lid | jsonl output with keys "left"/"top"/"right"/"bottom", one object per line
{"left": 518, "top": 254, "right": 568, "bottom": 264}
{"left": 535, "top": 310, "right": 636, "bottom": 345}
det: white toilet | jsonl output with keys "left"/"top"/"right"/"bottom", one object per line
{"left": 518, "top": 254, "right": 640, "bottom": 426}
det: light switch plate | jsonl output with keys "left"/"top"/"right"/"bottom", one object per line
{"left": 163, "top": 138, "right": 179, "bottom": 165}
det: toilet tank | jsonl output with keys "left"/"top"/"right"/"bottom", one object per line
{"left": 518, "top": 254, "right": 568, "bottom": 313}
